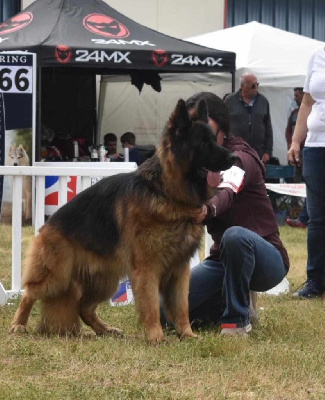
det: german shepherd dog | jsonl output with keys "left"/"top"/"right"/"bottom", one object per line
{"left": 10, "top": 99, "right": 236, "bottom": 343}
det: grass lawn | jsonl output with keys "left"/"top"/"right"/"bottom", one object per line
{"left": 1, "top": 224, "right": 325, "bottom": 400}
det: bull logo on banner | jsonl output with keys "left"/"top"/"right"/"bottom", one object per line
{"left": 55, "top": 45, "right": 73, "bottom": 64}
{"left": 83, "top": 14, "right": 129, "bottom": 38}
{"left": 0, "top": 12, "right": 33, "bottom": 36}
{"left": 152, "top": 49, "right": 168, "bottom": 67}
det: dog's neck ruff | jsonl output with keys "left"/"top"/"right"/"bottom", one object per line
{"left": 156, "top": 147, "right": 202, "bottom": 208}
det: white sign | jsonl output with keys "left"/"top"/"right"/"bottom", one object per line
{"left": 0, "top": 53, "right": 34, "bottom": 94}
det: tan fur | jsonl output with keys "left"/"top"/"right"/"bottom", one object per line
{"left": 6, "top": 144, "right": 32, "bottom": 221}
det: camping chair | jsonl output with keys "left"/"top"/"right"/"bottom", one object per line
{"left": 265, "top": 164, "right": 298, "bottom": 224}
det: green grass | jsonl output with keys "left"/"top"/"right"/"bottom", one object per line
{"left": 1, "top": 224, "right": 325, "bottom": 400}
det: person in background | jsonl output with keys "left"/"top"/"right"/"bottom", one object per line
{"left": 161, "top": 92, "right": 289, "bottom": 336}
{"left": 288, "top": 46, "right": 325, "bottom": 299}
{"left": 285, "top": 87, "right": 309, "bottom": 228}
{"left": 285, "top": 201, "right": 308, "bottom": 228}
{"left": 285, "top": 88, "right": 304, "bottom": 151}
{"left": 224, "top": 73, "right": 273, "bottom": 163}
{"left": 103, "top": 133, "right": 123, "bottom": 161}
{"left": 120, "top": 132, "right": 142, "bottom": 166}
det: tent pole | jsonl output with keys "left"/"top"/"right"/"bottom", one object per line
{"left": 231, "top": 71, "right": 235, "bottom": 92}
{"left": 96, "top": 76, "right": 106, "bottom": 145}
{"left": 36, "top": 64, "right": 42, "bottom": 162}
{"left": 93, "top": 74, "right": 98, "bottom": 145}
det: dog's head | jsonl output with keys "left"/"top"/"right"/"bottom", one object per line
{"left": 6, "top": 144, "right": 29, "bottom": 166}
{"left": 164, "top": 99, "right": 236, "bottom": 185}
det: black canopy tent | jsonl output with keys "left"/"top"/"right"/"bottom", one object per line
{"left": 0, "top": 0, "right": 236, "bottom": 160}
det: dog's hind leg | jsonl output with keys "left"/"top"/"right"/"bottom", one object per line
{"left": 37, "top": 281, "right": 82, "bottom": 336}
{"left": 9, "top": 291, "right": 36, "bottom": 333}
{"left": 78, "top": 272, "right": 123, "bottom": 336}
{"left": 130, "top": 267, "right": 164, "bottom": 344}
{"left": 79, "top": 302, "right": 123, "bottom": 337}
{"left": 10, "top": 226, "right": 75, "bottom": 335}
{"left": 161, "top": 265, "right": 197, "bottom": 340}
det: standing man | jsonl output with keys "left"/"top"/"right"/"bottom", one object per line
{"left": 120, "top": 131, "right": 143, "bottom": 166}
{"left": 285, "top": 87, "right": 308, "bottom": 228}
{"left": 224, "top": 73, "right": 273, "bottom": 163}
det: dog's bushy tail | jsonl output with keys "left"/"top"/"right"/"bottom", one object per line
{"left": 23, "top": 225, "right": 80, "bottom": 334}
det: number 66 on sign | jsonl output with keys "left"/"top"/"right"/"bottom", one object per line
{"left": 0, "top": 52, "right": 34, "bottom": 93}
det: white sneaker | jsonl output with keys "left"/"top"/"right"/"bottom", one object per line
{"left": 220, "top": 323, "right": 252, "bottom": 337}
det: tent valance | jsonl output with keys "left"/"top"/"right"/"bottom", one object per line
{"left": 0, "top": 0, "right": 235, "bottom": 74}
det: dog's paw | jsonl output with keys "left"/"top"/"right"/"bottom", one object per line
{"left": 9, "top": 324, "right": 28, "bottom": 334}
{"left": 106, "top": 326, "right": 124, "bottom": 337}
{"left": 179, "top": 326, "right": 198, "bottom": 340}
{"left": 146, "top": 328, "right": 165, "bottom": 345}
{"left": 97, "top": 326, "right": 124, "bottom": 337}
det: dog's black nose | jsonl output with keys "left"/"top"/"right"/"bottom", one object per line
{"left": 228, "top": 153, "right": 239, "bottom": 163}
{"left": 13, "top": 163, "right": 18, "bottom": 166}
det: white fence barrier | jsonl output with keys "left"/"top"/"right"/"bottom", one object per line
{"left": 0, "top": 162, "right": 137, "bottom": 305}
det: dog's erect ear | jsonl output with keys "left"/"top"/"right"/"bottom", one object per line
{"left": 196, "top": 99, "right": 209, "bottom": 123}
{"left": 172, "top": 99, "right": 191, "bottom": 133}
{"left": 18, "top": 144, "right": 24, "bottom": 151}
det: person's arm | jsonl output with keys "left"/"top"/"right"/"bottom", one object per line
{"left": 193, "top": 154, "right": 250, "bottom": 223}
{"left": 191, "top": 188, "right": 234, "bottom": 223}
{"left": 285, "top": 112, "right": 294, "bottom": 149}
{"left": 287, "top": 93, "right": 315, "bottom": 165}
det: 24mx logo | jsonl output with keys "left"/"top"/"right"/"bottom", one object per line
{"left": 0, "top": 67, "right": 31, "bottom": 93}
{"left": 171, "top": 54, "right": 223, "bottom": 67}
{"left": 75, "top": 50, "right": 131, "bottom": 63}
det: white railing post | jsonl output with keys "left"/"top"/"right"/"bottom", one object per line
{"left": 58, "top": 176, "right": 68, "bottom": 208}
{"left": 11, "top": 176, "right": 22, "bottom": 292}
{"left": 35, "top": 176, "right": 45, "bottom": 233}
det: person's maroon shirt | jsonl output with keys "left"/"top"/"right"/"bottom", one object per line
{"left": 205, "top": 135, "right": 290, "bottom": 271}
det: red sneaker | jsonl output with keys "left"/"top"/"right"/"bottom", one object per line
{"left": 285, "top": 218, "right": 307, "bottom": 228}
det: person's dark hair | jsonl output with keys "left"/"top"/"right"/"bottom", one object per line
{"left": 294, "top": 87, "right": 303, "bottom": 92}
{"left": 104, "top": 133, "right": 117, "bottom": 144}
{"left": 121, "top": 131, "right": 136, "bottom": 145}
{"left": 185, "top": 92, "right": 230, "bottom": 137}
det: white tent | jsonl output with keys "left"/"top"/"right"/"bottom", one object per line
{"left": 98, "top": 22, "right": 324, "bottom": 163}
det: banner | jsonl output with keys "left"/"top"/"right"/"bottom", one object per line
{"left": 265, "top": 183, "right": 306, "bottom": 198}
{"left": 0, "top": 52, "right": 36, "bottom": 223}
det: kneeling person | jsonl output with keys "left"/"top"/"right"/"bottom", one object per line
{"left": 184, "top": 92, "right": 289, "bottom": 336}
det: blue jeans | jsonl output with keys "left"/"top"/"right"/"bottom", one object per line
{"left": 303, "top": 147, "right": 325, "bottom": 290}
{"left": 298, "top": 199, "right": 309, "bottom": 225}
{"left": 188, "top": 227, "right": 287, "bottom": 327}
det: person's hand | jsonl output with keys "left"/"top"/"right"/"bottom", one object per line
{"left": 287, "top": 142, "right": 301, "bottom": 166}
{"left": 109, "top": 153, "right": 123, "bottom": 160}
{"left": 190, "top": 205, "right": 208, "bottom": 223}
{"left": 262, "top": 153, "right": 270, "bottom": 163}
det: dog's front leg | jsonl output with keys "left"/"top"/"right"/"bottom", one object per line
{"left": 161, "top": 265, "right": 197, "bottom": 340}
{"left": 130, "top": 267, "right": 164, "bottom": 344}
